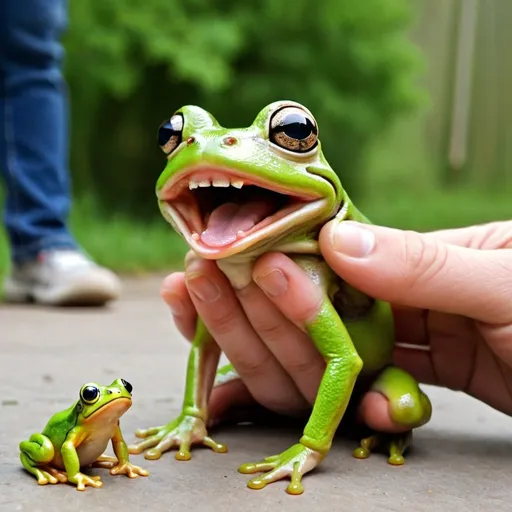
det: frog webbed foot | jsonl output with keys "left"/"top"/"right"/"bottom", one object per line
{"left": 110, "top": 461, "right": 149, "bottom": 478}
{"left": 38, "top": 465, "right": 68, "bottom": 483}
{"left": 128, "top": 414, "right": 227, "bottom": 461}
{"left": 353, "top": 431, "right": 412, "bottom": 465}
{"left": 70, "top": 472, "right": 103, "bottom": 491}
{"left": 19, "top": 452, "right": 67, "bottom": 485}
{"left": 239, "top": 443, "right": 324, "bottom": 495}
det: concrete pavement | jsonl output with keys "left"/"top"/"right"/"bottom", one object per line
{"left": 1, "top": 275, "right": 511, "bottom": 511}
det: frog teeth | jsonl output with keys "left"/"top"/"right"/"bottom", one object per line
{"left": 212, "top": 178, "right": 230, "bottom": 187}
{"left": 187, "top": 179, "right": 244, "bottom": 189}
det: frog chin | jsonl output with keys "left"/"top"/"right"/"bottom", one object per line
{"left": 82, "top": 397, "right": 132, "bottom": 424}
{"left": 157, "top": 165, "right": 335, "bottom": 259}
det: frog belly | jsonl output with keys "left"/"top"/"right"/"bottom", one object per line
{"left": 76, "top": 426, "right": 116, "bottom": 467}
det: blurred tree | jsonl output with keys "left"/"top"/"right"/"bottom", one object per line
{"left": 64, "top": 0, "right": 424, "bottom": 218}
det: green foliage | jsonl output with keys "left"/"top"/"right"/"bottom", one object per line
{"left": 64, "top": 0, "right": 424, "bottom": 218}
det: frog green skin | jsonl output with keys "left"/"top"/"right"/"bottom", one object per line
{"left": 20, "top": 379, "right": 149, "bottom": 491}
{"left": 128, "top": 101, "right": 432, "bottom": 494}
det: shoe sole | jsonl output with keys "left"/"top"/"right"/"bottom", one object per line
{"left": 4, "top": 275, "right": 121, "bottom": 307}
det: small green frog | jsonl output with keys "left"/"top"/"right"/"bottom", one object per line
{"left": 129, "top": 101, "right": 432, "bottom": 494}
{"left": 20, "top": 378, "right": 149, "bottom": 491}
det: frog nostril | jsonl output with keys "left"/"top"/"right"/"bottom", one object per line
{"left": 223, "top": 136, "right": 237, "bottom": 146}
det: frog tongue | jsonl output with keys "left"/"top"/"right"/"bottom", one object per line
{"left": 200, "top": 200, "right": 277, "bottom": 247}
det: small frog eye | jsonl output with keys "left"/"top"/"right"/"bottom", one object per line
{"left": 158, "top": 113, "right": 184, "bottom": 155}
{"left": 269, "top": 106, "right": 318, "bottom": 154}
{"left": 80, "top": 384, "right": 100, "bottom": 404}
{"left": 121, "top": 379, "right": 133, "bottom": 394}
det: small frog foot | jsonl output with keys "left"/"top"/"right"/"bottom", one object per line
{"left": 35, "top": 471, "right": 57, "bottom": 485}
{"left": 110, "top": 461, "right": 149, "bottom": 478}
{"left": 38, "top": 465, "right": 68, "bottom": 484}
{"left": 70, "top": 472, "right": 103, "bottom": 491}
{"left": 20, "top": 452, "right": 67, "bottom": 485}
{"left": 128, "top": 415, "right": 227, "bottom": 461}
{"left": 238, "top": 443, "right": 323, "bottom": 495}
{"left": 353, "top": 431, "right": 411, "bottom": 466}
{"left": 33, "top": 467, "right": 64, "bottom": 486}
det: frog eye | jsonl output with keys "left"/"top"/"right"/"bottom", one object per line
{"left": 269, "top": 106, "right": 318, "bottom": 154}
{"left": 158, "top": 113, "right": 184, "bottom": 155}
{"left": 121, "top": 379, "right": 133, "bottom": 394}
{"left": 80, "top": 384, "right": 100, "bottom": 404}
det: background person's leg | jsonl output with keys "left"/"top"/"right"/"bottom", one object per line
{"left": 0, "top": 0, "right": 121, "bottom": 306}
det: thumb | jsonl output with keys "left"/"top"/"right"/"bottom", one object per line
{"left": 319, "top": 220, "right": 512, "bottom": 324}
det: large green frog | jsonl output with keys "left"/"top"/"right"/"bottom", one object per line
{"left": 128, "top": 101, "right": 432, "bottom": 494}
{"left": 20, "top": 379, "right": 148, "bottom": 491}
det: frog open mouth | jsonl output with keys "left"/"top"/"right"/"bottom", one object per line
{"left": 158, "top": 165, "right": 330, "bottom": 257}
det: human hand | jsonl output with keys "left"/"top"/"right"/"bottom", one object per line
{"left": 161, "top": 219, "right": 512, "bottom": 431}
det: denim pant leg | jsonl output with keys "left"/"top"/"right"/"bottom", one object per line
{"left": 0, "top": 0, "right": 78, "bottom": 264}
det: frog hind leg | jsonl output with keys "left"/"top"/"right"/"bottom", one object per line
{"left": 20, "top": 452, "right": 59, "bottom": 485}
{"left": 352, "top": 365, "right": 432, "bottom": 465}
{"left": 19, "top": 434, "right": 63, "bottom": 485}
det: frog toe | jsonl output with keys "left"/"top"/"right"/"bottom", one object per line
{"left": 129, "top": 415, "right": 227, "bottom": 461}
{"left": 239, "top": 443, "right": 323, "bottom": 495}
{"left": 41, "top": 465, "right": 68, "bottom": 483}
{"left": 352, "top": 431, "right": 411, "bottom": 465}
{"left": 36, "top": 471, "right": 58, "bottom": 485}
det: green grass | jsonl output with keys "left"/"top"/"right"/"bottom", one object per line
{"left": 69, "top": 197, "right": 188, "bottom": 274}
{"left": 360, "top": 186, "right": 512, "bottom": 231}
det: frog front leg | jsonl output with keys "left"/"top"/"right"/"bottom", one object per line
{"left": 61, "top": 430, "right": 103, "bottom": 491}
{"left": 128, "top": 318, "right": 228, "bottom": 460}
{"left": 93, "top": 423, "right": 149, "bottom": 478}
{"left": 239, "top": 298, "right": 363, "bottom": 495}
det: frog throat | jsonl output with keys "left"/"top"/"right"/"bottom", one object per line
{"left": 81, "top": 397, "right": 132, "bottom": 421}
{"left": 158, "top": 163, "right": 332, "bottom": 258}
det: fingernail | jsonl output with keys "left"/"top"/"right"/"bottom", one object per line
{"left": 187, "top": 273, "right": 220, "bottom": 302}
{"left": 331, "top": 221, "right": 375, "bottom": 258}
{"left": 254, "top": 269, "right": 288, "bottom": 297}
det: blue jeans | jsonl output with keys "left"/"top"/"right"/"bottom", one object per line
{"left": 0, "top": 0, "right": 78, "bottom": 264}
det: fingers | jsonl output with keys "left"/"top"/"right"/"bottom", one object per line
{"left": 424, "top": 220, "right": 512, "bottom": 249}
{"left": 184, "top": 258, "right": 307, "bottom": 414}
{"left": 392, "top": 346, "right": 438, "bottom": 386}
{"left": 235, "top": 258, "right": 326, "bottom": 405}
{"left": 319, "top": 220, "right": 512, "bottom": 324}
{"left": 252, "top": 253, "right": 326, "bottom": 325}
{"left": 161, "top": 272, "right": 197, "bottom": 341}
{"left": 392, "top": 305, "right": 429, "bottom": 346}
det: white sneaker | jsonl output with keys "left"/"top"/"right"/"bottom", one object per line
{"left": 3, "top": 250, "right": 122, "bottom": 306}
